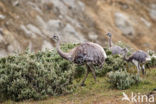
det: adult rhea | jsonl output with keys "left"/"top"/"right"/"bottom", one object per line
{"left": 51, "top": 34, "right": 107, "bottom": 86}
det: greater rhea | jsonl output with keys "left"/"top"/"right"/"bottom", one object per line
{"left": 106, "top": 32, "right": 124, "bottom": 55}
{"left": 123, "top": 48, "right": 151, "bottom": 75}
{"left": 51, "top": 34, "right": 107, "bottom": 86}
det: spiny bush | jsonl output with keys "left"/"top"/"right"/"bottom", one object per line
{"left": 0, "top": 45, "right": 76, "bottom": 101}
{"left": 95, "top": 49, "right": 127, "bottom": 77}
{"left": 0, "top": 43, "right": 154, "bottom": 102}
{"left": 107, "top": 70, "right": 141, "bottom": 90}
{"left": 146, "top": 50, "right": 156, "bottom": 68}
{"left": 146, "top": 57, "right": 156, "bottom": 68}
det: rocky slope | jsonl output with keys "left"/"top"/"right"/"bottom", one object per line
{"left": 0, "top": 0, "right": 156, "bottom": 57}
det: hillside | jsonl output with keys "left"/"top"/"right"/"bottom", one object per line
{"left": 0, "top": 0, "right": 156, "bottom": 57}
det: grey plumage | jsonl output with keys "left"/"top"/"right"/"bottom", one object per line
{"left": 123, "top": 49, "right": 151, "bottom": 75}
{"left": 110, "top": 45, "right": 123, "bottom": 55}
{"left": 73, "top": 42, "right": 106, "bottom": 66}
{"left": 126, "top": 50, "right": 148, "bottom": 63}
{"left": 51, "top": 34, "right": 107, "bottom": 86}
{"left": 106, "top": 32, "right": 124, "bottom": 55}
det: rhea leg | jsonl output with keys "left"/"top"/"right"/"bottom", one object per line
{"left": 89, "top": 66, "right": 96, "bottom": 82}
{"left": 81, "top": 65, "right": 89, "bottom": 86}
{"left": 138, "top": 64, "right": 142, "bottom": 76}
{"left": 141, "top": 64, "right": 145, "bottom": 75}
{"left": 132, "top": 60, "right": 140, "bottom": 76}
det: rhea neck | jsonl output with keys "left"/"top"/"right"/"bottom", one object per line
{"left": 55, "top": 40, "right": 72, "bottom": 61}
{"left": 108, "top": 36, "right": 113, "bottom": 48}
{"left": 123, "top": 51, "right": 130, "bottom": 62}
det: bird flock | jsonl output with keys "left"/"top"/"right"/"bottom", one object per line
{"left": 51, "top": 33, "right": 153, "bottom": 86}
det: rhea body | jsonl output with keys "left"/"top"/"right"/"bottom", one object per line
{"left": 123, "top": 49, "right": 151, "bottom": 75}
{"left": 52, "top": 35, "right": 107, "bottom": 86}
{"left": 106, "top": 32, "right": 124, "bottom": 55}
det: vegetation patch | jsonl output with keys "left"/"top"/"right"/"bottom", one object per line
{"left": 0, "top": 48, "right": 75, "bottom": 101}
{"left": 107, "top": 70, "right": 141, "bottom": 90}
{"left": 95, "top": 48, "right": 127, "bottom": 77}
{"left": 0, "top": 43, "right": 155, "bottom": 102}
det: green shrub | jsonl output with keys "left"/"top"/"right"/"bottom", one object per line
{"left": 145, "top": 51, "right": 156, "bottom": 68}
{"left": 0, "top": 43, "right": 153, "bottom": 102}
{"left": 146, "top": 57, "right": 156, "bottom": 68}
{"left": 0, "top": 47, "right": 75, "bottom": 101}
{"left": 95, "top": 53, "right": 127, "bottom": 77}
{"left": 107, "top": 70, "right": 141, "bottom": 90}
{"left": 74, "top": 65, "right": 85, "bottom": 78}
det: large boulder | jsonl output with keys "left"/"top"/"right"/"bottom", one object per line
{"left": 149, "top": 4, "right": 156, "bottom": 21}
{"left": 114, "top": 12, "right": 135, "bottom": 35}
{"left": 41, "top": 40, "right": 53, "bottom": 51}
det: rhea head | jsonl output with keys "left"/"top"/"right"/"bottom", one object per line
{"left": 106, "top": 32, "right": 112, "bottom": 37}
{"left": 51, "top": 34, "right": 60, "bottom": 43}
{"left": 122, "top": 48, "right": 129, "bottom": 54}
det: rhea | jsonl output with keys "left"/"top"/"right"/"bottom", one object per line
{"left": 123, "top": 48, "right": 151, "bottom": 75}
{"left": 51, "top": 34, "right": 107, "bottom": 86}
{"left": 106, "top": 32, "right": 124, "bottom": 55}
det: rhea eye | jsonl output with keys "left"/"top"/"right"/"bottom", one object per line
{"left": 53, "top": 36, "right": 57, "bottom": 38}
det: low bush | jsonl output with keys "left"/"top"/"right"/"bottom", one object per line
{"left": 107, "top": 70, "right": 141, "bottom": 90}
{"left": 95, "top": 49, "right": 127, "bottom": 77}
{"left": 0, "top": 46, "right": 76, "bottom": 101}
{"left": 145, "top": 50, "right": 156, "bottom": 68}
{"left": 0, "top": 43, "right": 154, "bottom": 102}
{"left": 146, "top": 57, "right": 156, "bottom": 68}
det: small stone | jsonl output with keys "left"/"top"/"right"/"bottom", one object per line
{"left": 0, "top": 14, "right": 5, "bottom": 19}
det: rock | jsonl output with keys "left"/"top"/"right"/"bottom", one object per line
{"left": 20, "top": 25, "right": 36, "bottom": 38}
{"left": 62, "top": 0, "right": 85, "bottom": 10}
{"left": 27, "top": 2, "right": 43, "bottom": 14}
{"left": 47, "top": 19, "right": 62, "bottom": 32}
{"left": 62, "top": 0, "right": 77, "bottom": 9}
{"left": 7, "top": 40, "right": 21, "bottom": 53}
{"left": 28, "top": 41, "right": 33, "bottom": 52}
{"left": 135, "top": 0, "right": 140, "bottom": 3}
{"left": 0, "top": 34, "right": 4, "bottom": 41}
{"left": 12, "top": 0, "right": 19, "bottom": 6}
{"left": 149, "top": 4, "right": 156, "bottom": 21}
{"left": 114, "top": 12, "right": 134, "bottom": 35}
{"left": 77, "top": 1, "right": 85, "bottom": 11}
{"left": 140, "top": 17, "right": 151, "bottom": 28}
{"left": 62, "top": 23, "right": 85, "bottom": 43}
{"left": 27, "top": 24, "right": 42, "bottom": 36}
{"left": 36, "top": 16, "right": 47, "bottom": 29}
{"left": 0, "top": 14, "right": 5, "bottom": 19}
{"left": 41, "top": 40, "right": 53, "bottom": 51}
{"left": 63, "top": 24, "right": 77, "bottom": 35}
{"left": 66, "top": 16, "right": 82, "bottom": 28}
{"left": 88, "top": 32, "right": 98, "bottom": 40}
{"left": 36, "top": 16, "right": 53, "bottom": 35}
{"left": 36, "top": 15, "right": 85, "bottom": 43}
{"left": 0, "top": 49, "right": 8, "bottom": 57}
{"left": 50, "top": 0, "right": 68, "bottom": 15}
